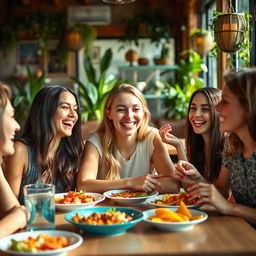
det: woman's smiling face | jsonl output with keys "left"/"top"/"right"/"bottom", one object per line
{"left": 0, "top": 99, "right": 20, "bottom": 157}
{"left": 106, "top": 92, "right": 144, "bottom": 138}
{"left": 188, "top": 93, "right": 212, "bottom": 136}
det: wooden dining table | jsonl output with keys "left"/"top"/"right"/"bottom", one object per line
{"left": 2, "top": 198, "right": 256, "bottom": 256}
{"left": 58, "top": 199, "right": 256, "bottom": 256}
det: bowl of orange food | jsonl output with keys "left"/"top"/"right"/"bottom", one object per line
{"left": 0, "top": 230, "right": 83, "bottom": 256}
{"left": 103, "top": 189, "right": 158, "bottom": 205}
{"left": 54, "top": 191, "right": 105, "bottom": 212}
{"left": 146, "top": 192, "right": 199, "bottom": 209}
{"left": 65, "top": 207, "right": 144, "bottom": 236}
{"left": 143, "top": 201, "right": 208, "bottom": 231}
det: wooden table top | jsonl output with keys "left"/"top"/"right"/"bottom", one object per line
{"left": 3, "top": 199, "right": 256, "bottom": 256}
{"left": 59, "top": 200, "right": 255, "bottom": 256}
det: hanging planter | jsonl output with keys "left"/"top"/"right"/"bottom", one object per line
{"left": 213, "top": 1, "right": 246, "bottom": 53}
{"left": 65, "top": 28, "right": 84, "bottom": 51}
{"left": 190, "top": 29, "right": 213, "bottom": 56}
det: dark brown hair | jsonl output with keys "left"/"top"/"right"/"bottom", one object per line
{"left": 186, "top": 87, "right": 225, "bottom": 182}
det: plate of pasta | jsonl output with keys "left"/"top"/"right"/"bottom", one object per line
{"left": 103, "top": 189, "right": 158, "bottom": 205}
{"left": 54, "top": 191, "right": 105, "bottom": 212}
{"left": 0, "top": 230, "right": 83, "bottom": 256}
{"left": 146, "top": 192, "right": 199, "bottom": 209}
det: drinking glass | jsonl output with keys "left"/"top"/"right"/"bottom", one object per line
{"left": 24, "top": 184, "right": 55, "bottom": 231}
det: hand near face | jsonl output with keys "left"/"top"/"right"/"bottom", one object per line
{"left": 187, "top": 183, "right": 232, "bottom": 214}
{"left": 159, "top": 124, "right": 180, "bottom": 147}
{"left": 174, "top": 160, "right": 202, "bottom": 185}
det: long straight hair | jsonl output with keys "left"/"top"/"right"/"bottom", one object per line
{"left": 223, "top": 68, "right": 256, "bottom": 157}
{"left": 186, "top": 87, "right": 225, "bottom": 182}
{"left": 19, "top": 85, "right": 83, "bottom": 189}
{"left": 97, "top": 84, "right": 151, "bottom": 180}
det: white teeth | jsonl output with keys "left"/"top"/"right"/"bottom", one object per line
{"left": 194, "top": 121, "right": 205, "bottom": 124}
{"left": 63, "top": 120, "right": 73, "bottom": 126}
{"left": 122, "top": 122, "right": 135, "bottom": 128}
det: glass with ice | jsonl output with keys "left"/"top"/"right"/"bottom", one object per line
{"left": 24, "top": 184, "right": 55, "bottom": 231}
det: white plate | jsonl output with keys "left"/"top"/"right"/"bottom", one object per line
{"left": 143, "top": 208, "right": 208, "bottom": 231}
{"left": 146, "top": 194, "right": 198, "bottom": 209}
{"left": 54, "top": 192, "right": 105, "bottom": 212}
{"left": 0, "top": 230, "right": 83, "bottom": 256}
{"left": 103, "top": 189, "right": 158, "bottom": 205}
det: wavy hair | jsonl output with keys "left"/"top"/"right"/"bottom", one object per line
{"left": 97, "top": 84, "right": 151, "bottom": 180}
{"left": 186, "top": 87, "right": 225, "bottom": 182}
{"left": 18, "top": 85, "right": 83, "bottom": 190}
{"left": 223, "top": 68, "right": 256, "bottom": 157}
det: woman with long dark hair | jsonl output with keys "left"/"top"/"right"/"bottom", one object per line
{"left": 160, "top": 87, "right": 225, "bottom": 188}
{"left": 4, "top": 85, "right": 84, "bottom": 203}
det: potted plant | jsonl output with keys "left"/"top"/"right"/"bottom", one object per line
{"left": 65, "top": 22, "right": 96, "bottom": 54}
{"left": 210, "top": 8, "right": 252, "bottom": 67}
{"left": 11, "top": 67, "right": 46, "bottom": 123}
{"left": 71, "top": 48, "right": 124, "bottom": 139}
{"left": 190, "top": 29, "right": 213, "bottom": 56}
{"left": 155, "top": 50, "right": 208, "bottom": 137}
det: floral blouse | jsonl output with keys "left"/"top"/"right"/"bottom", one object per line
{"left": 222, "top": 143, "right": 256, "bottom": 208}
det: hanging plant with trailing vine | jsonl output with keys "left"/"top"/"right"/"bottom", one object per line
{"left": 209, "top": 10, "right": 252, "bottom": 68}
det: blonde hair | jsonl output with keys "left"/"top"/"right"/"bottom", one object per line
{"left": 223, "top": 68, "right": 256, "bottom": 157}
{"left": 97, "top": 84, "right": 151, "bottom": 180}
{"left": 0, "top": 82, "right": 11, "bottom": 118}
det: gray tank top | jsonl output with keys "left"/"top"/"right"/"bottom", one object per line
{"left": 18, "top": 146, "right": 74, "bottom": 203}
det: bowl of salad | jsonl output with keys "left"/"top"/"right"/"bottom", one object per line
{"left": 65, "top": 207, "right": 144, "bottom": 236}
{"left": 54, "top": 191, "right": 105, "bottom": 212}
{"left": 0, "top": 230, "right": 83, "bottom": 256}
{"left": 103, "top": 189, "right": 158, "bottom": 205}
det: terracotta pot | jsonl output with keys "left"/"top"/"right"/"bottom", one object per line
{"left": 65, "top": 29, "right": 84, "bottom": 51}
{"left": 138, "top": 57, "right": 149, "bottom": 65}
{"left": 125, "top": 49, "right": 138, "bottom": 66}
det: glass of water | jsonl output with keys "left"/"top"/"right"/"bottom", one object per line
{"left": 24, "top": 184, "right": 55, "bottom": 231}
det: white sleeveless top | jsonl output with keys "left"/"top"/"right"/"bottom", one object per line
{"left": 87, "top": 128, "right": 157, "bottom": 179}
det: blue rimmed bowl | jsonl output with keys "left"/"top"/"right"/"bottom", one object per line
{"left": 65, "top": 207, "right": 144, "bottom": 236}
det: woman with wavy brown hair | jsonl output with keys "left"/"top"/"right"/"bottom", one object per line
{"left": 0, "top": 82, "right": 26, "bottom": 238}
{"left": 77, "top": 84, "right": 179, "bottom": 193}
{"left": 4, "top": 85, "right": 84, "bottom": 203}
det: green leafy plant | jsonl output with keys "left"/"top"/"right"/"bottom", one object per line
{"left": 210, "top": 10, "right": 252, "bottom": 67}
{"left": 12, "top": 67, "right": 46, "bottom": 122}
{"left": 158, "top": 50, "right": 208, "bottom": 120}
{"left": 71, "top": 48, "right": 123, "bottom": 121}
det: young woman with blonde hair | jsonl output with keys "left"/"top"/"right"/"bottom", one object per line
{"left": 0, "top": 82, "right": 26, "bottom": 238}
{"left": 77, "top": 84, "right": 179, "bottom": 193}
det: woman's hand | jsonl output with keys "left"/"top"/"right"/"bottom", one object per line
{"left": 187, "top": 182, "right": 232, "bottom": 214}
{"left": 127, "top": 174, "right": 164, "bottom": 192}
{"left": 175, "top": 160, "right": 203, "bottom": 185}
{"left": 159, "top": 124, "right": 181, "bottom": 147}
